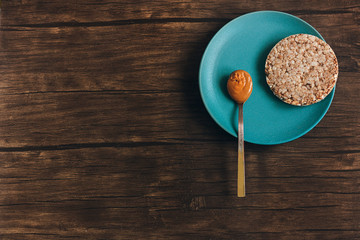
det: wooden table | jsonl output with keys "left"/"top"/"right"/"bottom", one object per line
{"left": 0, "top": 1, "right": 359, "bottom": 239}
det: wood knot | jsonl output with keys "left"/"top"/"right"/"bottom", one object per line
{"left": 189, "top": 196, "right": 206, "bottom": 211}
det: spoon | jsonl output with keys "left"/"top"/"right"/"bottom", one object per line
{"left": 227, "top": 70, "right": 253, "bottom": 197}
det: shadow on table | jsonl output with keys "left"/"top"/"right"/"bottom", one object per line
{"left": 180, "top": 26, "right": 275, "bottom": 199}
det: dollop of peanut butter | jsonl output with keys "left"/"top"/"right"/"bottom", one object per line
{"left": 227, "top": 70, "right": 253, "bottom": 104}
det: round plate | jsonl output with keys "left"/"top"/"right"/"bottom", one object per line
{"left": 199, "top": 11, "right": 334, "bottom": 145}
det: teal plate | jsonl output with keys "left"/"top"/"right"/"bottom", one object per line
{"left": 199, "top": 11, "right": 334, "bottom": 145}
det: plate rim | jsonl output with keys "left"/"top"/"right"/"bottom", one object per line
{"left": 199, "top": 10, "right": 335, "bottom": 145}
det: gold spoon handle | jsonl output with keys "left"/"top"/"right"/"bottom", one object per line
{"left": 238, "top": 103, "right": 245, "bottom": 197}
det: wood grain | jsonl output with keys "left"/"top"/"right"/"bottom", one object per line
{"left": 0, "top": 0, "right": 359, "bottom": 239}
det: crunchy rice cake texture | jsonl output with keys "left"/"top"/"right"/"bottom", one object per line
{"left": 265, "top": 34, "right": 338, "bottom": 106}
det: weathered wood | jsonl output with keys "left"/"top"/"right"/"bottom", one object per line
{"left": 0, "top": 0, "right": 359, "bottom": 239}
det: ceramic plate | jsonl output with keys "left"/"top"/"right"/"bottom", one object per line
{"left": 199, "top": 11, "right": 334, "bottom": 145}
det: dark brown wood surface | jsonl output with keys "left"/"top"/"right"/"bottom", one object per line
{"left": 0, "top": 0, "right": 359, "bottom": 239}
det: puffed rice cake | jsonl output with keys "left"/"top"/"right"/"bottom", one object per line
{"left": 265, "top": 34, "right": 338, "bottom": 106}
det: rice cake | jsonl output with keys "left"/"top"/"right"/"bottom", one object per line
{"left": 265, "top": 34, "right": 338, "bottom": 106}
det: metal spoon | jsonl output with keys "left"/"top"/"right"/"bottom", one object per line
{"left": 237, "top": 103, "right": 246, "bottom": 197}
{"left": 227, "top": 70, "right": 253, "bottom": 197}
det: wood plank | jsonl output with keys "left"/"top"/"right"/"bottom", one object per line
{"left": 0, "top": 10, "right": 357, "bottom": 94}
{"left": 0, "top": 147, "right": 359, "bottom": 239}
{"left": 0, "top": 23, "right": 220, "bottom": 93}
{"left": 0, "top": 90, "right": 357, "bottom": 148}
{"left": 2, "top": 0, "right": 359, "bottom": 26}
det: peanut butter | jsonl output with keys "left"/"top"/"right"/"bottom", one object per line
{"left": 227, "top": 70, "right": 253, "bottom": 104}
